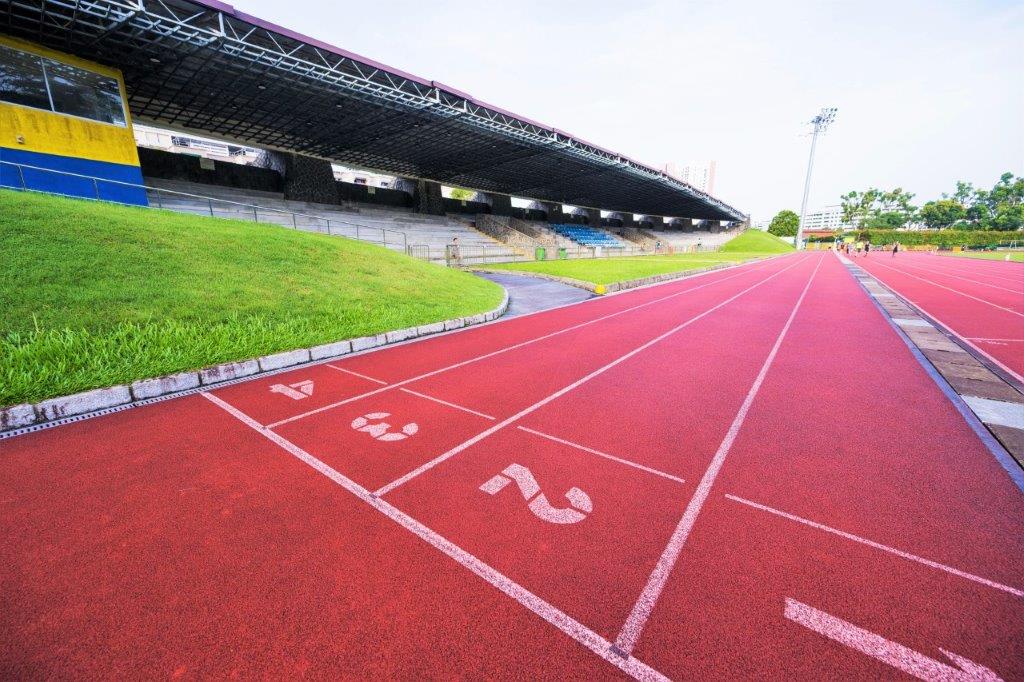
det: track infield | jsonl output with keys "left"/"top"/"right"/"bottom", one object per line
{"left": 2, "top": 252, "right": 1022, "bottom": 679}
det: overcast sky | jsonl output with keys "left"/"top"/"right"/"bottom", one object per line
{"left": 233, "top": 0, "right": 1022, "bottom": 221}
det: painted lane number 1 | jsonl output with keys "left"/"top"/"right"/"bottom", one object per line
{"left": 480, "top": 463, "right": 592, "bottom": 524}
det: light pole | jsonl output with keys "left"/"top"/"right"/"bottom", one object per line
{"left": 796, "top": 107, "right": 837, "bottom": 249}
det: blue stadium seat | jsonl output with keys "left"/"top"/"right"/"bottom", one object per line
{"left": 550, "top": 223, "right": 624, "bottom": 248}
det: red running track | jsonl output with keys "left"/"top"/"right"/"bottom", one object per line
{"left": 855, "top": 251, "right": 1024, "bottom": 382}
{"left": 2, "top": 252, "right": 1022, "bottom": 679}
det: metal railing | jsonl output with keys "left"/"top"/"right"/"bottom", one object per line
{"left": 0, "top": 160, "right": 409, "bottom": 253}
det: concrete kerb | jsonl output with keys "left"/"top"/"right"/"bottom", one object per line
{"left": 0, "top": 288, "right": 510, "bottom": 435}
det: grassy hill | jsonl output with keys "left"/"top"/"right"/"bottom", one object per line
{"left": 719, "top": 229, "right": 795, "bottom": 253}
{"left": 0, "top": 190, "right": 503, "bottom": 406}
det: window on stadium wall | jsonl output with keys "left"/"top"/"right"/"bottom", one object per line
{"left": 0, "top": 43, "right": 126, "bottom": 126}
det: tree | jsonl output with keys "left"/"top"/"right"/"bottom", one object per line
{"left": 983, "top": 172, "right": 1023, "bottom": 231}
{"left": 918, "top": 199, "right": 966, "bottom": 229}
{"left": 840, "top": 187, "right": 916, "bottom": 228}
{"left": 767, "top": 209, "right": 799, "bottom": 237}
{"left": 449, "top": 187, "right": 475, "bottom": 201}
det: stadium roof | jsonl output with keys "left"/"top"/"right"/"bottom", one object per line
{"left": 2, "top": 0, "right": 746, "bottom": 221}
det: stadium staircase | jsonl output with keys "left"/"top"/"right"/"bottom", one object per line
{"left": 143, "top": 179, "right": 519, "bottom": 263}
{"left": 646, "top": 227, "right": 742, "bottom": 252}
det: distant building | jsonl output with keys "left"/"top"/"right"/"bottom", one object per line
{"left": 802, "top": 204, "right": 848, "bottom": 231}
{"left": 663, "top": 161, "right": 717, "bottom": 195}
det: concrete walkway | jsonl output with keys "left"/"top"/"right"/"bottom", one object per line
{"left": 477, "top": 272, "right": 593, "bottom": 318}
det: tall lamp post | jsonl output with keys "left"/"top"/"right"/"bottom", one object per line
{"left": 796, "top": 107, "right": 837, "bottom": 249}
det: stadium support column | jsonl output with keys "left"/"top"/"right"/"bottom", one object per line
{"left": 583, "top": 208, "right": 602, "bottom": 227}
{"left": 480, "top": 192, "right": 512, "bottom": 217}
{"left": 407, "top": 179, "right": 445, "bottom": 215}
{"left": 279, "top": 153, "right": 337, "bottom": 204}
{"left": 530, "top": 201, "right": 565, "bottom": 223}
{"left": 640, "top": 215, "right": 664, "bottom": 230}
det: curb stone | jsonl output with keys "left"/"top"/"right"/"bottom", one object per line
{"left": 132, "top": 372, "right": 201, "bottom": 400}
{"left": 35, "top": 385, "right": 132, "bottom": 422}
{"left": 199, "top": 359, "right": 261, "bottom": 385}
{"left": 1, "top": 288, "right": 510, "bottom": 436}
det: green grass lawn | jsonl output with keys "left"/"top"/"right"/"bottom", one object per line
{"left": 484, "top": 230, "right": 792, "bottom": 285}
{"left": 0, "top": 190, "right": 504, "bottom": 407}
{"left": 719, "top": 229, "right": 795, "bottom": 253}
{"left": 938, "top": 251, "right": 1024, "bottom": 263}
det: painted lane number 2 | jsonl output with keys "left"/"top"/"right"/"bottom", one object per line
{"left": 480, "top": 463, "right": 593, "bottom": 524}
{"left": 350, "top": 412, "right": 419, "bottom": 442}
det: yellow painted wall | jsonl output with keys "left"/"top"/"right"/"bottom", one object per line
{"left": 0, "top": 35, "right": 140, "bottom": 167}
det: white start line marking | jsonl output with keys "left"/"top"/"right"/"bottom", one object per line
{"left": 350, "top": 412, "right": 419, "bottom": 442}
{"left": 481, "top": 463, "right": 593, "bottom": 525}
{"left": 269, "top": 380, "right": 314, "bottom": 400}
{"left": 784, "top": 598, "right": 1002, "bottom": 681}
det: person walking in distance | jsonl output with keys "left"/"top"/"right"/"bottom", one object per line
{"left": 449, "top": 236, "right": 462, "bottom": 267}
{"left": 892, "top": 241, "right": 899, "bottom": 257}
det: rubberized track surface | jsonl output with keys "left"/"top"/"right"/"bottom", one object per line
{"left": 2, "top": 253, "right": 1022, "bottom": 679}
{"left": 856, "top": 252, "right": 1024, "bottom": 382}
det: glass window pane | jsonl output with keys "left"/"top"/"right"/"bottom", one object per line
{"left": 0, "top": 44, "right": 51, "bottom": 111}
{"left": 44, "top": 59, "right": 126, "bottom": 126}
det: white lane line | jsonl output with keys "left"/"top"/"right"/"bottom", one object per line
{"left": 326, "top": 364, "right": 389, "bottom": 385}
{"left": 867, "top": 260, "right": 1024, "bottom": 318}
{"left": 726, "top": 494, "right": 1023, "bottom": 598}
{"left": 784, "top": 598, "right": 1003, "bottom": 681}
{"left": 860, "top": 283, "right": 1024, "bottom": 385}
{"left": 517, "top": 426, "right": 686, "bottom": 485}
{"left": 613, "top": 254, "right": 824, "bottom": 656}
{"left": 929, "top": 256, "right": 1024, "bottom": 285}
{"left": 399, "top": 388, "right": 497, "bottom": 420}
{"left": 374, "top": 256, "right": 811, "bottom": 498}
{"left": 966, "top": 337, "right": 1024, "bottom": 343}
{"left": 201, "top": 392, "right": 668, "bottom": 682}
{"left": 893, "top": 260, "right": 1024, "bottom": 294}
{"left": 265, "top": 258, "right": 781, "bottom": 429}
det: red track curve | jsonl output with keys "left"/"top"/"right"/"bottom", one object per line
{"left": 2, "top": 252, "right": 1021, "bottom": 679}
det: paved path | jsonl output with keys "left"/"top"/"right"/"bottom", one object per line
{"left": 477, "top": 271, "right": 593, "bottom": 317}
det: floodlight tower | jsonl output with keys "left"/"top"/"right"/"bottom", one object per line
{"left": 796, "top": 107, "right": 837, "bottom": 249}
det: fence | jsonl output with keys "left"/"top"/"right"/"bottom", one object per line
{"left": 0, "top": 160, "right": 409, "bottom": 254}
{"left": 445, "top": 242, "right": 724, "bottom": 266}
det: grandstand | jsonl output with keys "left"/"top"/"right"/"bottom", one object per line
{"left": 142, "top": 178, "right": 521, "bottom": 263}
{"left": 1, "top": 0, "right": 746, "bottom": 231}
{"left": 550, "top": 224, "right": 625, "bottom": 249}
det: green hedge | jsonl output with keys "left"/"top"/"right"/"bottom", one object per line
{"left": 813, "top": 230, "right": 1022, "bottom": 248}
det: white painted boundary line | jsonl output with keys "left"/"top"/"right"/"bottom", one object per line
{"left": 613, "top": 254, "right": 824, "bottom": 656}
{"left": 726, "top": 494, "right": 1023, "bottom": 598}
{"left": 928, "top": 255, "right": 1024, "bottom": 285}
{"left": 375, "top": 256, "right": 810, "bottom": 498}
{"left": 400, "top": 388, "right": 497, "bottom": 421}
{"left": 867, "top": 260, "right": 1024, "bottom": 318}
{"left": 891, "top": 260, "right": 1024, "bottom": 294}
{"left": 326, "top": 364, "right": 389, "bottom": 385}
{"left": 861, "top": 276, "right": 1024, "bottom": 386}
{"left": 266, "top": 257, "right": 783, "bottom": 429}
{"left": 517, "top": 426, "right": 685, "bottom": 485}
{"left": 966, "top": 338, "right": 1024, "bottom": 343}
{"left": 201, "top": 392, "right": 668, "bottom": 682}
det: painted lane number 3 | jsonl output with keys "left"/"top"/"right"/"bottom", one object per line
{"left": 350, "top": 412, "right": 419, "bottom": 442}
{"left": 480, "top": 463, "right": 593, "bottom": 524}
